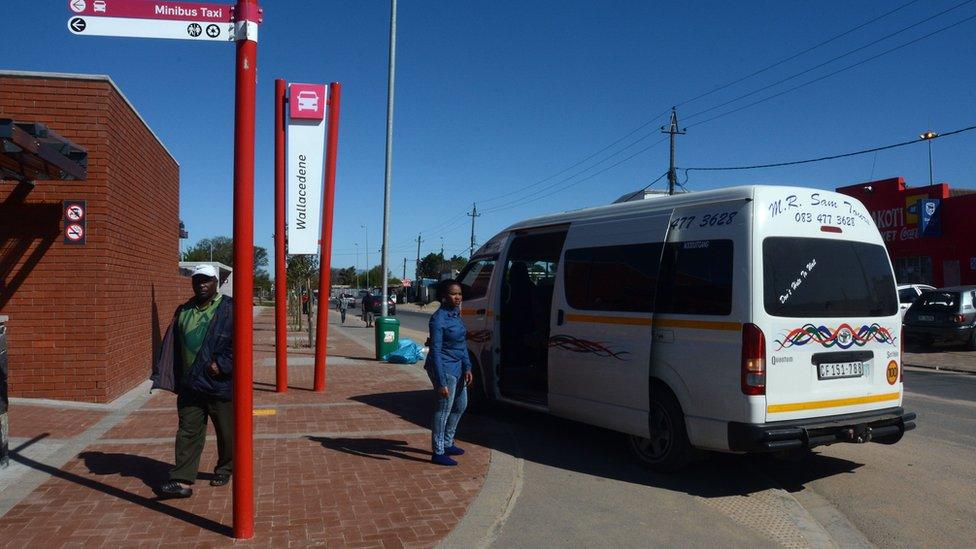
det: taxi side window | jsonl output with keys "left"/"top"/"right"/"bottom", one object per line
{"left": 656, "top": 239, "right": 734, "bottom": 316}
{"left": 458, "top": 258, "right": 495, "bottom": 300}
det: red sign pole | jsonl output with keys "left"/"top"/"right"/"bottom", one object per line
{"left": 231, "top": 0, "right": 260, "bottom": 540}
{"left": 274, "top": 78, "right": 288, "bottom": 393}
{"left": 313, "top": 82, "right": 342, "bottom": 392}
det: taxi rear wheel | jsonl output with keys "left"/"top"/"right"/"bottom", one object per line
{"left": 628, "top": 386, "right": 692, "bottom": 472}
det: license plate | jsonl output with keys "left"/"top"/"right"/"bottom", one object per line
{"left": 918, "top": 314, "right": 935, "bottom": 321}
{"left": 818, "top": 361, "right": 864, "bottom": 380}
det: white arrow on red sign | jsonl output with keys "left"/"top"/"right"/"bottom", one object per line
{"left": 66, "top": 0, "right": 232, "bottom": 22}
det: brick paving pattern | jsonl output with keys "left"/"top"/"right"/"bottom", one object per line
{"left": 0, "top": 308, "right": 490, "bottom": 547}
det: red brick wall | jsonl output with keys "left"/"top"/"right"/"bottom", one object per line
{"left": 0, "top": 73, "right": 184, "bottom": 403}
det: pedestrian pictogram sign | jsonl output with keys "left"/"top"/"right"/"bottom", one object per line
{"left": 63, "top": 200, "right": 87, "bottom": 245}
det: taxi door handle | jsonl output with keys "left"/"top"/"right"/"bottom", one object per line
{"left": 476, "top": 308, "right": 486, "bottom": 315}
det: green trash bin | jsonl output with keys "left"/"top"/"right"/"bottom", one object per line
{"left": 374, "top": 316, "right": 400, "bottom": 360}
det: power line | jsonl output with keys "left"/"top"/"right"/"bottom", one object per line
{"left": 683, "top": 0, "right": 976, "bottom": 124}
{"left": 674, "top": 0, "right": 922, "bottom": 109}
{"left": 687, "top": 10, "right": 976, "bottom": 129}
{"left": 681, "top": 123, "right": 976, "bottom": 173}
{"left": 483, "top": 136, "right": 669, "bottom": 214}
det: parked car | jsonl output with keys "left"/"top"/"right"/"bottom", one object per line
{"left": 366, "top": 291, "right": 397, "bottom": 315}
{"left": 903, "top": 286, "right": 976, "bottom": 349}
{"left": 897, "top": 283, "right": 936, "bottom": 320}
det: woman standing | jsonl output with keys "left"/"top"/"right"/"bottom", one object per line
{"left": 425, "top": 279, "right": 473, "bottom": 466}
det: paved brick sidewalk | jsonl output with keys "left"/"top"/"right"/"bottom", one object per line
{"left": 0, "top": 308, "right": 490, "bottom": 547}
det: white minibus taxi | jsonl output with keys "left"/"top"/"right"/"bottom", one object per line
{"left": 457, "top": 185, "right": 916, "bottom": 471}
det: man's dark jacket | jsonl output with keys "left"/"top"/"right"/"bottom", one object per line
{"left": 151, "top": 296, "right": 234, "bottom": 400}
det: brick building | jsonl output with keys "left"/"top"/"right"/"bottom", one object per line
{"left": 0, "top": 71, "right": 184, "bottom": 403}
{"left": 837, "top": 176, "right": 976, "bottom": 288}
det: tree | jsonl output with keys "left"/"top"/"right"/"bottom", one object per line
{"left": 286, "top": 255, "right": 319, "bottom": 287}
{"left": 418, "top": 252, "right": 468, "bottom": 279}
{"left": 447, "top": 254, "right": 468, "bottom": 273}
{"left": 182, "top": 236, "right": 268, "bottom": 275}
{"left": 332, "top": 266, "right": 357, "bottom": 286}
{"left": 418, "top": 252, "right": 444, "bottom": 279}
{"left": 254, "top": 270, "right": 272, "bottom": 300}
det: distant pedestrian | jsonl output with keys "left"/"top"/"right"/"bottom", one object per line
{"left": 362, "top": 293, "right": 374, "bottom": 327}
{"left": 338, "top": 293, "right": 348, "bottom": 324}
{"left": 150, "top": 264, "right": 234, "bottom": 498}
{"left": 425, "top": 279, "right": 472, "bottom": 466}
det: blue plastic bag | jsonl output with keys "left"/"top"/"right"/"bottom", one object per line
{"left": 384, "top": 338, "right": 424, "bottom": 364}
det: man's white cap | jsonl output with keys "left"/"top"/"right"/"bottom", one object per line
{"left": 190, "top": 264, "right": 219, "bottom": 279}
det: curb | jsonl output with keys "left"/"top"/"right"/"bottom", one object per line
{"left": 905, "top": 363, "right": 976, "bottom": 375}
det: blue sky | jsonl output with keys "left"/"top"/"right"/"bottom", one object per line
{"left": 6, "top": 0, "right": 976, "bottom": 278}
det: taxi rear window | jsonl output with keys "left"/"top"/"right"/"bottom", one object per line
{"left": 763, "top": 237, "right": 897, "bottom": 317}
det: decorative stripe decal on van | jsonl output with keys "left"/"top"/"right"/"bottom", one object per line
{"left": 549, "top": 335, "right": 630, "bottom": 360}
{"left": 767, "top": 392, "right": 901, "bottom": 413}
{"left": 774, "top": 323, "right": 896, "bottom": 350}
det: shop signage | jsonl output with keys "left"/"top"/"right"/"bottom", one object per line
{"left": 286, "top": 83, "right": 328, "bottom": 255}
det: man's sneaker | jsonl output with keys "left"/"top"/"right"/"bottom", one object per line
{"left": 431, "top": 454, "right": 458, "bottom": 466}
{"left": 159, "top": 480, "right": 192, "bottom": 498}
{"left": 210, "top": 474, "right": 230, "bottom": 487}
{"left": 445, "top": 445, "right": 465, "bottom": 456}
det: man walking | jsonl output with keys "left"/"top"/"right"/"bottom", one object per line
{"left": 151, "top": 264, "right": 234, "bottom": 498}
{"left": 338, "top": 292, "right": 348, "bottom": 324}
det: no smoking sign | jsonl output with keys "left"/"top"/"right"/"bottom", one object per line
{"left": 63, "top": 199, "right": 87, "bottom": 245}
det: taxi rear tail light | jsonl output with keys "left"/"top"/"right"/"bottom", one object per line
{"left": 741, "top": 323, "right": 766, "bottom": 395}
{"left": 952, "top": 314, "right": 965, "bottom": 323}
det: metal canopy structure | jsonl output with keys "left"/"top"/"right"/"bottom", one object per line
{"left": 0, "top": 118, "right": 87, "bottom": 183}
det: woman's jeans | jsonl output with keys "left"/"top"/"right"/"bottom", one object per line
{"left": 429, "top": 372, "right": 467, "bottom": 455}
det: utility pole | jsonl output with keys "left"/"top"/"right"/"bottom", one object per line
{"left": 402, "top": 257, "right": 407, "bottom": 280}
{"left": 467, "top": 202, "right": 481, "bottom": 258}
{"left": 415, "top": 233, "right": 423, "bottom": 303}
{"left": 379, "top": 0, "right": 398, "bottom": 319}
{"left": 661, "top": 107, "right": 686, "bottom": 196}
{"left": 362, "top": 224, "right": 369, "bottom": 289}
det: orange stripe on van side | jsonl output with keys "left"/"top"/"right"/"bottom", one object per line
{"left": 460, "top": 309, "right": 493, "bottom": 317}
{"left": 767, "top": 392, "right": 901, "bottom": 414}
{"left": 654, "top": 318, "right": 742, "bottom": 331}
{"left": 563, "top": 314, "right": 742, "bottom": 330}
{"left": 564, "top": 314, "right": 652, "bottom": 326}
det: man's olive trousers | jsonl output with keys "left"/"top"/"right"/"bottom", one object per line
{"left": 169, "top": 391, "right": 233, "bottom": 484}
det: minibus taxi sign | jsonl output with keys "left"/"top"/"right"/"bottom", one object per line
{"left": 66, "top": 0, "right": 233, "bottom": 22}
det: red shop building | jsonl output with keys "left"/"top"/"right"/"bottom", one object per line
{"left": 837, "top": 176, "right": 976, "bottom": 288}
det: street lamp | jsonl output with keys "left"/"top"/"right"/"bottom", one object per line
{"left": 920, "top": 130, "right": 939, "bottom": 186}
{"left": 354, "top": 242, "right": 360, "bottom": 289}
{"left": 361, "top": 224, "right": 369, "bottom": 289}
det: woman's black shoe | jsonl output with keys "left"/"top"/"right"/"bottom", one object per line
{"left": 210, "top": 474, "right": 231, "bottom": 487}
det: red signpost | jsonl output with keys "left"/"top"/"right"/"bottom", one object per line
{"left": 274, "top": 78, "right": 288, "bottom": 393}
{"left": 67, "top": 0, "right": 262, "bottom": 538}
{"left": 231, "top": 0, "right": 260, "bottom": 540}
{"left": 313, "top": 82, "right": 342, "bottom": 392}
